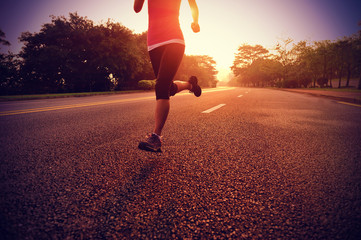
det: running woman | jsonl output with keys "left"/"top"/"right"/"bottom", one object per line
{"left": 135, "top": 0, "right": 202, "bottom": 152}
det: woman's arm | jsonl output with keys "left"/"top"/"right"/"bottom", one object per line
{"left": 188, "top": 0, "right": 200, "bottom": 32}
{"left": 134, "top": 0, "right": 145, "bottom": 13}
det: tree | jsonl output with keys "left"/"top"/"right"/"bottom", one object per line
{"left": 231, "top": 44, "right": 271, "bottom": 87}
{"left": 231, "top": 44, "right": 269, "bottom": 76}
{"left": 132, "top": 31, "right": 154, "bottom": 82}
{"left": 290, "top": 41, "right": 313, "bottom": 87}
{"left": 275, "top": 38, "right": 297, "bottom": 86}
{"left": 238, "top": 58, "right": 281, "bottom": 87}
{"left": 0, "top": 30, "right": 21, "bottom": 95}
{"left": 176, "top": 55, "right": 218, "bottom": 88}
{"left": 357, "top": 21, "right": 361, "bottom": 90}
{"left": 0, "top": 29, "right": 10, "bottom": 47}
{"left": 314, "top": 40, "right": 334, "bottom": 87}
{"left": 347, "top": 27, "right": 361, "bottom": 90}
{"left": 342, "top": 38, "right": 355, "bottom": 88}
{"left": 19, "top": 13, "right": 151, "bottom": 94}
{"left": 334, "top": 39, "right": 349, "bottom": 88}
{"left": 20, "top": 13, "right": 97, "bottom": 93}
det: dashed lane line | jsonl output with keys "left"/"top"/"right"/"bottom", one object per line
{"left": 202, "top": 104, "right": 226, "bottom": 114}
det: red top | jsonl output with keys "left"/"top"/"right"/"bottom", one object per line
{"left": 147, "top": 0, "right": 185, "bottom": 51}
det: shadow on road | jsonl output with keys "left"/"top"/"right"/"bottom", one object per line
{"left": 121, "top": 160, "right": 160, "bottom": 199}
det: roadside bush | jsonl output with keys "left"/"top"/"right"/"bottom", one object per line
{"left": 299, "top": 78, "right": 312, "bottom": 88}
{"left": 317, "top": 77, "right": 328, "bottom": 88}
{"left": 284, "top": 79, "right": 299, "bottom": 88}
{"left": 138, "top": 80, "right": 156, "bottom": 90}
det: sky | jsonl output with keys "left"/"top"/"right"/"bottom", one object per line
{"left": 1, "top": 0, "right": 360, "bottom": 81}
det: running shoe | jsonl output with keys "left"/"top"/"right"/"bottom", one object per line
{"left": 138, "top": 133, "right": 162, "bottom": 152}
{"left": 188, "top": 76, "right": 202, "bottom": 97}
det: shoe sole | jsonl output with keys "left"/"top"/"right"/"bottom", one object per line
{"left": 138, "top": 142, "right": 162, "bottom": 153}
{"left": 193, "top": 87, "right": 201, "bottom": 97}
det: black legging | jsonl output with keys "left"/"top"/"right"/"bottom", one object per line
{"left": 149, "top": 43, "right": 185, "bottom": 100}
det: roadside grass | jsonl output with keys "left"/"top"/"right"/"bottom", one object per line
{"left": 302, "top": 87, "right": 361, "bottom": 93}
{"left": 0, "top": 90, "right": 146, "bottom": 101}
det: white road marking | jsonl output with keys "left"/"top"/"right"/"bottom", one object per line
{"left": 202, "top": 104, "right": 226, "bottom": 113}
{"left": 238, "top": 94, "right": 243, "bottom": 98}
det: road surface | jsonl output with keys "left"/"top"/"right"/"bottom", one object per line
{"left": 1, "top": 87, "right": 360, "bottom": 239}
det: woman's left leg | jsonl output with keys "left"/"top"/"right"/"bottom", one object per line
{"left": 151, "top": 43, "right": 185, "bottom": 136}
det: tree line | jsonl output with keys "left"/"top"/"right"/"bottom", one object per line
{"left": 0, "top": 13, "right": 218, "bottom": 95}
{"left": 230, "top": 25, "right": 361, "bottom": 89}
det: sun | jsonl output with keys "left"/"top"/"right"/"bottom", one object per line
{"left": 179, "top": 1, "right": 239, "bottom": 81}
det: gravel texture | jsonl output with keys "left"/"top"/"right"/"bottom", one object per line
{"left": 1, "top": 88, "right": 360, "bottom": 239}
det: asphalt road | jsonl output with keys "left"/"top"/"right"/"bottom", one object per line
{"left": 1, "top": 87, "right": 360, "bottom": 239}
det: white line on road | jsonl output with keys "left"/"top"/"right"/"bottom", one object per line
{"left": 238, "top": 95, "right": 243, "bottom": 98}
{"left": 202, "top": 104, "right": 226, "bottom": 113}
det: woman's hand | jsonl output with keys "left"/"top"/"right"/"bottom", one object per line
{"left": 191, "top": 22, "right": 200, "bottom": 33}
{"left": 134, "top": 0, "right": 145, "bottom": 13}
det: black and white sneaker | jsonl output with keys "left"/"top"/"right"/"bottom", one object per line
{"left": 188, "top": 76, "right": 202, "bottom": 97}
{"left": 138, "top": 133, "right": 162, "bottom": 152}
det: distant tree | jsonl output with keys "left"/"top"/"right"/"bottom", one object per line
{"left": 231, "top": 44, "right": 271, "bottom": 87}
{"left": 334, "top": 39, "right": 349, "bottom": 88}
{"left": 19, "top": 12, "right": 150, "bottom": 93}
{"left": 20, "top": 13, "right": 98, "bottom": 93}
{"left": 0, "top": 30, "right": 21, "bottom": 95}
{"left": 176, "top": 55, "right": 218, "bottom": 88}
{"left": 355, "top": 22, "right": 361, "bottom": 90}
{"left": 326, "top": 41, "right": 339, "bottom": 88}
{"left": 231, "top": 44, "right": 269, "bottom": 77}
{"left": 345, "top": 33, "right": 361, "bottom": 89}
{"left": 275, "top": 38, "right": 296, "bottom": 86}
{"left": 290, "top": 41, "right": 313, "bottom": 87}
{"left": 314, "top": 41, "right": 332, "bottom": 87}
{"left": 240, "top": 58, "right": 282, "bottom": 87}
{"left": 358, "top": 21, "right": 361, "bottom": 90}
{"left": 0, "top": 53, "right": 22, "bottom": 95}
{"left": 132, "top": 31, "right": 154, "bottom": 82}
{"left": 0, "top": 29, "right": 10, "bottom": 47}
{"left": 341, "top": 38, "right": 355, "bottom": 88}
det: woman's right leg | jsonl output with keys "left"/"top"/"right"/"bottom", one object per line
{"left": 173, "top": 80, "right": 191, "bottom": 92}
{"left": 173, "top": 76, "right": 202, "bottom": 97}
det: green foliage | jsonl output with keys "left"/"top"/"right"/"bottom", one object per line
{"left": 17, "top": 13, "right": 155, "bottom": 94}
{"left": 0, "top": 30, "right": 22, "bottom": 95}
{"left": 176, "top": 55, "right": 218, "bottom": 88}
{"left": 232, "top": 44, "right": 281, "bottom": 87}
{"left": 232, "top": 33, "right": 361, "bottom": 88}
{"left": 0, "top": 29, "right": 10, "bottom": 47}
{"left": 138, "top": 80, "right": 156, "bottom": 90}
{"left": 1, "top": 13, "right": 218, "bottom": 95}
{"left": 0, "top": 53, "right": 22, "bottom": 95}
{"left": 317, "top": 77, "right": 328, "bottom": 87}
{"left": 231, "top": 44, "right": 269, "bottom": 76}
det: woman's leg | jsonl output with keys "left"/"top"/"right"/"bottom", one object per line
{"left": 153, "top": 99, "right": 169, "bottom": 135}
{"left": 150, "top": 44, "right": 185, "bottom": 136}
{"left": 173, "top": 76, "right": 202, "bottom": 97}
{"left": 173, "top": 80, "right": 191, "bottom": 92}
